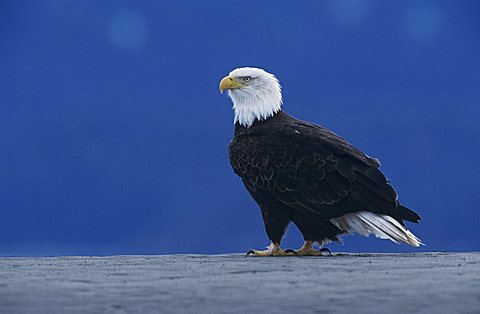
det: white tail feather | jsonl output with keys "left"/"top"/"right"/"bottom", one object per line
{"left": 330, "top": 211, "right": 424, "bottom": 247}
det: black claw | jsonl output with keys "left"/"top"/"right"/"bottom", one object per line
{"left": 319, "top": 248, "right": 332, "bottom": 256}
{"left": 284, "top": 249, "right": 298, "bottom": 256}
{"left": 245, "top": 249, "right": 256, "bottom": 257}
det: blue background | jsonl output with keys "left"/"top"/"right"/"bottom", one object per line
{"left": 1, "top": 0, "right": 479, "bottom": 256}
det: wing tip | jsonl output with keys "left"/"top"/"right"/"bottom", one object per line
{"left": 398, "top": 205, "right": 422, "bottom": 223}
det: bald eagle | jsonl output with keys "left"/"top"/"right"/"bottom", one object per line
{"left": 220, "top": 67, "right": 422, "bottom": 256}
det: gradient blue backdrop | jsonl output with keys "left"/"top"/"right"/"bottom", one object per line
{"left": 1, "top": 0, "right": 479, "bottom": 256}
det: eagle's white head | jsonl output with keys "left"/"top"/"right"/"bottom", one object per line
{"left": 220, "top": 67, "right": 282, "bottom": 128}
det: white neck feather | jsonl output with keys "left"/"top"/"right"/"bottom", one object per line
{"left": 228, "top": 75, "right": 282, "bottom": 128}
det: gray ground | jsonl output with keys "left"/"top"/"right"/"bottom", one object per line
{"left": 0, "top": 252, "right": 479, "bottom": 313}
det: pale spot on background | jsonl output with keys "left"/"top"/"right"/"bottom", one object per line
{"left": 327, "top": 0, "right": 368, "bottom": 26}
{"left": 107, "top": 10, "right": 149, "bottom": 49}
{"left": 404, "top": 3, "right": 442, "bottom": 39}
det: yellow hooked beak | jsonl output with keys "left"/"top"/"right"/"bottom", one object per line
{"left": 219, "top": 76, "right": 245, "bottom": 93}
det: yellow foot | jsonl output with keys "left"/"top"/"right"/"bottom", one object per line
{"left": 294, "top": 241, "right": 332, "bottom": 256}
{"left": 245, "top": 243, "right": 297, "bottom": 257}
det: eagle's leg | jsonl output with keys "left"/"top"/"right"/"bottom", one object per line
{"left": 245, "top": 206, "right": 295, "bottom": 257}
{"left": 294, "top": 240, "right": 332, "bottom": 256}
{"left": 245, "top": 242, "right": 297, "bottom": 257}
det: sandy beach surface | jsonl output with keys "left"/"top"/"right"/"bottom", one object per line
{"left": 1, "top": 252, "right": 479, "bottom": 313}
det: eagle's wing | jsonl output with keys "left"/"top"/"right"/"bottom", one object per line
{"left": 229, "top": 121, "right": 420, "bottom": 223}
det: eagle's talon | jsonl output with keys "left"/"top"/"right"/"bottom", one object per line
{"left": 244, "top": 243, "right": 295, "bottom": 256}
{"left": 320, "top": 247, "right": 332, "bottom": 256}
{"left": 284, "top": 249, "right": 298, "bottom": 256}
{"left": 292, "top": 241, "right": 333, "bottom": 256}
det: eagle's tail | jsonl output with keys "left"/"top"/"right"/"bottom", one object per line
{"left": 330, "top": 211, "right": 424, "bottom": 247}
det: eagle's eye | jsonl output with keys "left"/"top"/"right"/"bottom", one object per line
{"left": 243, "top": 76, "right": 251, "bottom": 83}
